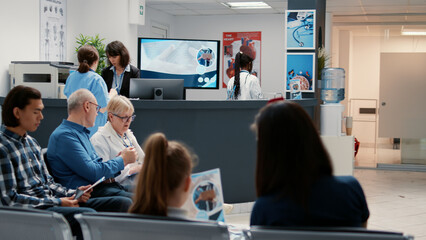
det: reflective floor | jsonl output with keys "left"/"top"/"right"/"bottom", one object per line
{"left": 226, "top": 169, "right": 426, "bottom": 240}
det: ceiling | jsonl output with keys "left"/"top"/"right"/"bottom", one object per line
{"left": 146, "top": 0, "right": 426, "bottom": 35}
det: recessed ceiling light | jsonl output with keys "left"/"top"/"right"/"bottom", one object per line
{"left": 222, "top": 2, "right": 272, "bottom": 9}
{"left": 401, "top": 29, "right": 426, "bottom": 36}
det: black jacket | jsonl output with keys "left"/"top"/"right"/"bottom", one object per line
{"left": 101, "top": 64, "right": 140, "bottom": 97}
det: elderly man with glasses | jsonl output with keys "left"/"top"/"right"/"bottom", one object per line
{"left": 47, "top": 89, "right": 137, "bottom": 202}
{"left": 90, "top": 95, "right": 145, "bottom": 191}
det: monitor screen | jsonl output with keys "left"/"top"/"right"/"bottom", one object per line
{"left": 138, "top": 38, "right": 220, "bottom": 89}
{"left": 129, "top": 78, "right": 185, "bottom": 100}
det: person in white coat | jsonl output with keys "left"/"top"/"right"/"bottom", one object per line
{"left": 91, "top": 95, "right": 145, "bottom": 190}
{"left": 227, "top": 51, "right": 263, "bottom": 100}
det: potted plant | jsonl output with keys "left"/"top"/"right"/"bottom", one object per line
{"left": 75, "top": 34, "right": 106, "bottom": 75}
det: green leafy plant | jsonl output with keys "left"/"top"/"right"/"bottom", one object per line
{"left": 75, "top": 34, "right": 107, "bottom": 75}
{"left": 318, "top": 46, "right": 331, "bottom": 78}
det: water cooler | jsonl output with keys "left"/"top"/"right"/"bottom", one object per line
{"left": 320, "top": 68, "right": 345, "bottom": 136}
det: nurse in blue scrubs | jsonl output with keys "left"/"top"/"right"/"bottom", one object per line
{"left": 64, "top": 45, "right": 117, "bottom": 136}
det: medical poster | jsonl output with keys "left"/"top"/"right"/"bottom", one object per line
{"left": 182, "top": 168, "right": 225, "bottom": 222}
{"left": 40, "top": 0, "right": 67, "bottom": 61}
{"left": 285, "top": 10, "right": 316, "bottom": 50}
{"left": 286, "top": 53, "right": 315, "bottom": 92}
{"left": 222, "top": 31, "right": 261, "bottom": 88}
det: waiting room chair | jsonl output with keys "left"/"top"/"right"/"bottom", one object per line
{"left": 75, "top": 212, "right": 229, "bottom": 240}
{"left": 0, "top": 206, "right": 73, "bottom": 240}
{"left": 244, "top": 226, "right": 414, "bottom": 240}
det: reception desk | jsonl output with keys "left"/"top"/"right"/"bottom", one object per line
{"left": 0, "top": 98, "right": 318, "bottom": 203}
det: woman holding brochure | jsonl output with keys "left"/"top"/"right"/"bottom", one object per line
{"left": 91, "top": 95, "right": 144, "bottom": 191}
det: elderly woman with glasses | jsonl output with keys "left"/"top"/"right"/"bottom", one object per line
{"left": 90, "top": 95, "right": 145, "bottom": 190}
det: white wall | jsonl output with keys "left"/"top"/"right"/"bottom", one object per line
{"left": 171, "top": 14, "right": 286, "bottom": 100}
{"left": 350, "top": 36, "right": 380, "bottom": 100}
{"left": 138, "top": 7, "right": 176, "bottom": 38}
{"left": 67, "top": 0, "right": 139, "bottom": 65}
{"left": 0, "top": 0, "right": 40, "bottom": 96}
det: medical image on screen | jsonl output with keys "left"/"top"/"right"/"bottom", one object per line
{"left": 138, "top": 38, "right": 220, "bottom": 89}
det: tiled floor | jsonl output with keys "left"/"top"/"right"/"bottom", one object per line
{"left": 225, "top": 169, "right": 426, "bottom": 240}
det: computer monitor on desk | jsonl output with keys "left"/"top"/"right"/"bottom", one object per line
{"left": 129, "top": 78, "right": 185, "bottom": 100}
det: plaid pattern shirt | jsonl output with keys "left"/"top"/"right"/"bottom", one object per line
{"left": 0, "top": 125, "right": 75, "bottom": 208}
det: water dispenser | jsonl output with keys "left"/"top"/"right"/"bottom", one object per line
{"left": 320, "top": 68, "right": 346, "bottom": 136}
{"left": 320, "top": 68, "right": 345, "bottom": 103}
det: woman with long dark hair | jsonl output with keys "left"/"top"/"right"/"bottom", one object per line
{"left": 227, "top": 51, "right": 263, "bottom": 100}
{"left": 250, "top": 101, "right": 369, "bottom": 227}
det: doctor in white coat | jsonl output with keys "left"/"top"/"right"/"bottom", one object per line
{"left": 91, "top": 95, "right": 145, "bottom": 189}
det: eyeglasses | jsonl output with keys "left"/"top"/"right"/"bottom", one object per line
{"left": 88, "top": 102, "right": 101, "bottom": 113}
{"left": 112, "top": 113, "right": 136, "bottom": 122}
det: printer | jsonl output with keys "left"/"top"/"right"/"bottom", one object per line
{"left": 9, "top": 61, "right": 77, "bottom": 98}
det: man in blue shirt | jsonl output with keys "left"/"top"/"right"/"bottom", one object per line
{"left": 0, "top": 86, "right": 131, "bottom": 240}
{"left": 47, "top": 89, "right": 137, "bottom": 200}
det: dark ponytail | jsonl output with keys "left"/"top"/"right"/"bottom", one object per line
{"left": 233, "top": 52, "right": 254, "bottom": 99}
{"left": 233, "top": 52, "right": 242, "bottom": 99}
{"left": 129, "top": 133, "right": 193, "bottom": 216}
{"left": 77, "top": 45, "right": 99, "bottom": 73}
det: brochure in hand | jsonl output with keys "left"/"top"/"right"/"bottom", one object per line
{"left": 75, "top": 176, "right": 105, "bottom": 199}
{"left": 182, "top": 168, "right": 225, "bottom": 222}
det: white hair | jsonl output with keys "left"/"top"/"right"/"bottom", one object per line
{"left": 67, "top": 89, "right": 95, "bottom": 114}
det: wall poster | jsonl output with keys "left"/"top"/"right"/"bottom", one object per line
{"left": 222, "top": 31, "right": 261, "bottom": 88}
{"left": 285, "top": 10, "right": 316, "bottom": 50}
{"left": 286, "top": 52, "right": 315, "bottom": 93}
{"left": 40, "top": 0, "right": 67, "bottom": 61}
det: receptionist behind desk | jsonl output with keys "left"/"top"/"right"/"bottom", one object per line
{"left": 102, "top": 40, "right": 140, "bottom": 97}
{"left": 227, "top": 51, "right": 263, "bottom": 100}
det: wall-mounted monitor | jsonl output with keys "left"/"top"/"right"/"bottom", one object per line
{"left": 138, "top": 38, "right": 220, "bottom": 89}
{"left": 129, "top": 78, "right": 185, "bottom": 100}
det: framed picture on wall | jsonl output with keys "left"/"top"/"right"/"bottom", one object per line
{"left": 285, "top": 10, "right": 316, "bottom": 50}
{"left": 286, "top": 52, "right": 315, "bottom": 92}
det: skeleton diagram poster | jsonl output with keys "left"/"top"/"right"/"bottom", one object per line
{"left": 40, "top": 0, "right": 67, "bottom": 61}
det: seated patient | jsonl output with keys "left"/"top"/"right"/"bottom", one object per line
{"left": 250, "top": 101, "right": 369, "bottom": 228}
{"left": 91, "top": 95, "right": 145, "bottom": 189}
{"left": 129, "top": 133, "right": 193, "bottom": 219}
{"left": 0, "top": 86, "right": 131, "bottom": 240}
{"left": 47, "top": 89, "right": 137, "bottom": 200}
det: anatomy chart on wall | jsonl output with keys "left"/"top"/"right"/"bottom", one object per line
{"left": 40, "top": 0, "right": 66, "bottom": 61}
{"left": 285, "top": 10, "right": 316, "bottom": 50}
{"left": 222, "top": 31, "right": 261, "bottom": 88}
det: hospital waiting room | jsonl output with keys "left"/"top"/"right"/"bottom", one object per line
{"left": 1, "top": 0, "right": 426, "bottom": 239}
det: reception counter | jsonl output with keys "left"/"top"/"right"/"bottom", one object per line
{"left": 0, "top": 98, "right": 318, "bottom": 203}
